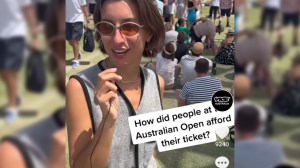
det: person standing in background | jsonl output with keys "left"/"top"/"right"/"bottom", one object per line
{"left": 168, "top": 0, "right": 176, "bottom": 25}
{"left": 88, "top": 0, "right": 96, "bottom": 19}
{"left": 0, "top": 0, "right": 66, "bottom": 168}
{"left": 0, "top": 0, "right": 39, "bottom": 123}
{"left": 196, "top": 0, "right": 202, "bottom": 19}
{"left": 66, "top": 0, "right": 89, "bottom": 69}
{"left": 258, "top": 0, "right": 280, "bottom": 32}
{"left": 220, "top": 0, "right": 233, "bottom": 27}
{"left": 209, "top": 0, "right": 220, "bottom": 23}
{"left": 176, "top": 0, "right": 187, "bottom": 22}
{"left": 279, "top": 0, "right": 300, "bottom": 46}
{"left": 187, "top": 0, "right": 198, "bottom": 28}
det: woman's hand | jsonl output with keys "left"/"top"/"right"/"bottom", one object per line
{"left": 95, "top": 68, "right": 122, "bottom": 126}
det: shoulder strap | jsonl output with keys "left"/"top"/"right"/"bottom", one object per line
{"left": 142, "top": 67, "right": 163, "bottom": 110}
{"left": 1, "top": 137, "right": 34, "bottom": 168}
{"left": 69, "top": 75, "right": 95, "bottom": 134}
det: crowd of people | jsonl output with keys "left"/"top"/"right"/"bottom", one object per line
{"left": 234, "top": 0, "right": 300, "bottom": 167}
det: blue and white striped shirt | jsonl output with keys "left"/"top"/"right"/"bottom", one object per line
{"left": 180, "top": 76, "right": 223, "bottom": 104}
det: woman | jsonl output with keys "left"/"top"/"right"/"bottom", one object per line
{"left": 156, "top": 42, "right": 181, "bottom": 90}
{"left": 66, "top": 0, "right": 165, "bottom": 168}
{"left": 215, "top": 29, "right": 235, "bottom": 65}
{"left": 187, "top": 0, "right": 198, "bottom": 28}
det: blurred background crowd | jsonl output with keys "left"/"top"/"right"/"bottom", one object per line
{"left": 0, "top": 0, "right": 299, "bottom": 168}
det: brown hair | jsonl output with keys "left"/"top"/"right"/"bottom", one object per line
{"left": 94, "top": 0, "right": 165, "bottom": 57}
{"left": 162, "top": 42, "right": 176, "bottom": 61}
{"left": 177, "top": 32, "right": 187, "bottom": 43}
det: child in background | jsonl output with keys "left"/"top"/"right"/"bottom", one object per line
{"left": 175, "top": 18, "right": 191, "bottom": 43}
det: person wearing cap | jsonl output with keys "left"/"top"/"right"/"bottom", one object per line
{"left": 179, "top": 42, "right": 213, "bottom": 86}
{"left": 215, "top": 28, "right": 235, "bottom": 65}
{"left": 175, "top": 32, "right": 190, "bottom": 63}
{"left": 156, "top": 42, "right": 181, "bottom": 89}
{"left": 177, "top": 58, "right": 222, "bottom": 106}
{"left": 190, "top": 17, "right": 224, "bottom": 53}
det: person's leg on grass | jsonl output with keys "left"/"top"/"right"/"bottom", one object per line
{"left": 68, "top": 40, "right": 80, "bottom": 69}
{"left": 1, "top": 71, "right": 19, "bottom": 123}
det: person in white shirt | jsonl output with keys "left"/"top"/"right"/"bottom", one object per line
{"left": 156, "top": 42, "right": 181, "bottom": 89}
{"left": 66, "top": 0, "right": 89, "bottom": 69}
{"left": 0, "top": 0, "right": 39, "bottom": 123}
{"left": 165, "top": 22, "right": 178, "bottom": 44}
{"left": 179, "top": 42, "right": 213, "bottom": 86}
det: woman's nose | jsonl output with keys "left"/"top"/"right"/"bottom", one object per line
{"left": 112, "top": 29, "right": 126, "bottom": 44}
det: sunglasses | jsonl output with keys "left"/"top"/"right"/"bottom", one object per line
{"left": 95, "top": 21, "right": 144, "bottom": 36}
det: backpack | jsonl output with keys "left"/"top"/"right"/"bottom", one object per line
{"left": 83, "top": 28, "right": 95, "bottom": 52}
{"left": 25, "top": 50, "right": 46, "bottom": 93}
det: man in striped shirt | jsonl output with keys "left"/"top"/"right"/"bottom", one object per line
{"left": 177, "top": 58, "right": 223, "bottom": 106}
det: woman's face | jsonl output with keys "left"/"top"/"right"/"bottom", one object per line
{"left": 100, "top": 0, "right": 150, "bottom": 68}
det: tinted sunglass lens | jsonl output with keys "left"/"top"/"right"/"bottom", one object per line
{"left": 121, "top": 23, "right": 140, "bottom": 36}
{"left": 98, "top": 22, "right": 114, "bottom": 35}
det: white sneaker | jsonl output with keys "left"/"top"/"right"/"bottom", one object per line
{"left": 72, "top": 60, "right": 79, "bottom": 69}
{"left": 4, "top": 108, "right": 19, "bottom": 124}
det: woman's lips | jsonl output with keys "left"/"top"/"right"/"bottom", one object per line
{"left": 112, "top": 49, "right": 130, "bottom": 59}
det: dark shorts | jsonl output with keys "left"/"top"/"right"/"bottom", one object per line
{"left": 66, "top": 22, "right": 84, "bottom": 41}
{"left": 190, "top": 26, "right": 202, "bottom": 42}
{"left": 89, "top": 3, "right": 96, "bottom": 15}
{"left": 221, "top": 8, "right": 231, "bottom": 17}
{"left": 0, "top": 37, "right": 26, "bottom": 71}
{"left": 282, "top": 13, "right": 299, "bottom": 27}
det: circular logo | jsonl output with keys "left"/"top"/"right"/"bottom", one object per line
{"left": 212, "top": 90, "right": 233, "bottom": 111}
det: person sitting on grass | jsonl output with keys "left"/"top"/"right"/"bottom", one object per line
{"left": 175, "top": 32, "right": 190, "bottom": 63}
{"left": 156, "top": 42, "right": 181, "bottom": 90}
{"left": 235, "top": 105, "right": 286, "bottom": 168}
{"left": 179, "top": 42, "right": 213, "bottom": 86}
{"left": 234, "top": 74, "right": 270, "bottom": 135}
{"left": 177, "top": 58, "right": 222, "bottom": 106}
{"left": 272, "top": 53, "right": 300, "bottom": 116}
{"left": 175, "top": 18, "right": 191, "bottom": 43}
{"left": 215, "top": 28, "right": 235, "bottom": 65}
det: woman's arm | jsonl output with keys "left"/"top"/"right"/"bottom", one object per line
{"left": 158, "top": 75, "right": 165, "bottom": 98}
{"left": 67, "top": 69, "right": 122, "bottom": 168}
